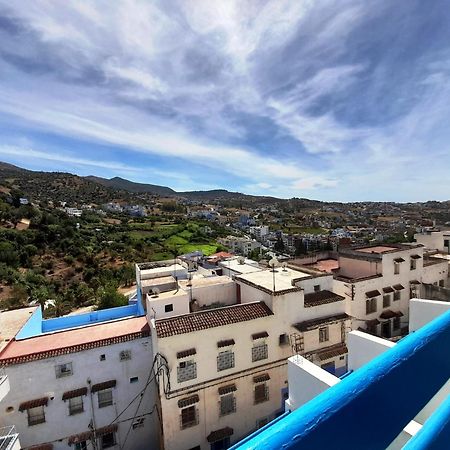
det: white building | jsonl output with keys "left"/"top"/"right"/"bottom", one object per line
{"left": 298, "top": 244, "right": 448, "bottom": 338}
{"left": 146, "top": 262, "right": 349, "bottom": 450}
{"left": 414, "top": 229, "right": 450, "bottom": 253}
{"left": 217, "top": 236, "right": 261, "bottom": 257}
{"left": 0, "top": 306, "right": 158, "bottom": 450}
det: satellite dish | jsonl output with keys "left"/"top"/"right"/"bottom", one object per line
{"left": 282, "top": 262, "right": 288, "bottom": 271}
{"left": 237, "top": 256, "right": 245, "bottom": 265}
{"left": 269, "top": 257, "right": 279, "bottom": 270}
{"left": 151, "top": 288, "right": 160, "bottom": 298}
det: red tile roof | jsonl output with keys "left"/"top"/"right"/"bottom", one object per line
{"left": 304, "top": 290, "right": 345, "bottom": 307}
{"left": 0, "top": 317, "right": 149, "bottom": 366}
{"left": 155, "top": 302, "right": 273, "bottom": 338}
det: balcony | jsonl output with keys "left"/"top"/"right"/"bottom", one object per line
{"left": 0, "top": 367, "right": 9, "bottom": 402}
{"left": 0, "top": 426, "right": 20, "bottom": 450}
{"left": 231, "top": 306, "right": 450, "bottom": 449}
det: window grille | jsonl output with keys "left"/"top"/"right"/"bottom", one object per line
{"left": 177, "top": 360, "right": 197, "bottom": 383}
{"left": 98, "top": 389, "right": 113, "bottom": 408}
{"left": 69, "top": 396, "right": 84, "bottom": 415}
{"left": 180, "top": 406, "right": 198, "bottom": 429}
{"left": 217, "top": 350, "right": 235, "bottom": 371}
{"left": 394, "top": 291, "right": 401, "bottom": 301}
{"left": 27, "top": 406, "right": 45, "bottom": 426}
{"left": 252, "top": 344, "right": 268, "bottom": 362}
{"left": 219, "top": 393, "right": 236, "bottom": 416}
{"left": 254, "top": 384, "right": 269, "bottom": 404}
{"left": 383, "top": 295, "right": 391, "bottom": 308}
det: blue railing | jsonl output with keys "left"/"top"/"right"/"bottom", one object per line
{"left": 231, "top": 309, "right": 450, "bottom": 450}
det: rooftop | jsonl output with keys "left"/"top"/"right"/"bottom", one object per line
{"left": 354, "top": 245, "right": 399, "bottom": 254}
{"left": 0, "top": 307, "right": 37, "bottom": 352}
{"left": 155, "top": 301, "right": 273, "bottom": 338}
{"left": 16, "top": 302, "right": 145, "bottom": 340}
{"left": 236, "top": 267, "right": 310, "bottom": 293}
{"left": 303, "top": 290, "right": 346, "bottom": 307}
{"left": 0, "top": 316, "right": 149, "bottom": 365}
{"left": 303, "top": 258, "right": 339, "bottom": 273}
{"left": 218, "top": 258, "right": 262, "bottom": 274}
{"left": 179, "top": 275, "right": 234, "bottom": 289}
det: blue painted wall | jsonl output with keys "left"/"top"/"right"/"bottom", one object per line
{"left": 15, "top": 307, "right": 42, "bottom": 340}
{"left": 16, "top": 302, "right": 144, "bottom": 340}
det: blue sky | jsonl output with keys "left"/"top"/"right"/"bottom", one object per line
{"left": 0, "top": 1, "right": 450, "bottom": 201}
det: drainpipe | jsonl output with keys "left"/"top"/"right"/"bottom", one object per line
{"left": 87, "top": 378, "right": 98, "bottom": 450}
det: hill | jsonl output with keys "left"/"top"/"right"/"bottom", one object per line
{"left": 85, "top": 175, "right": 176, "bottom": 196}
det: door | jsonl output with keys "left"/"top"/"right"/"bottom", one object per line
{"left": 381, "top": 321, "right": 391, "bottom": 338}
{"left": 321, "top": 361, "right": 336, "bottom": 375}
{"left": 211, "top": 437, "right": 230, "bottom": 450}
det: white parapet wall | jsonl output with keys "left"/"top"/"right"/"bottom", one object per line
{"left": 347, "top": 330, "right": 395, "bottom": 371}
{"left": 409, "top": 298, "right": 450, "bottom": 332}
{"left": 285, "top": 355, "right": 339, "bottom": 411}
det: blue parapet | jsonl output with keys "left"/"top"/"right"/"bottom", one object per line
{"left": 231, "top": 309, "right": 450, "bottom": 450}
{"left": 403, "top": 395, "right": 450, "bottom": 450}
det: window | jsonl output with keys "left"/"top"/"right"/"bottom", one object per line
{"left": 319, "top": 327, "right": 329, "bottom": 343}
{"left": 393, "top": 317, "right": 401, "bottom": 331}
{"left": 254, "top": 383, "right": 269, "bottom": 404}
{"left": 444, "top": 239, "right": 449, "bottom": 248}
{"left": 100, "top": 432, "right": 116, "bottom": 449}
{"left": 177, "top": 360, "right": 197, "bottom": 383}
{"left": 132, "top": 418, "right": 145, "bottom": 429}
{"left": 180, "top": 405, "right": 198, "bottom": 429}
{"left": 120, "top": 350, "right": 131, "bottom": 361}
{"left": 394, "top": 263, "right": 400, "bottom": 275}
{"left": 394, "top": 291, "right": 401, "bottom": 301}
{"left": 130, "top": 376, "right": 139, "bottom": 383}
{"left": 383, "top": 294, "right": 391, "bottom": 308}
{"left": 279, "top": 334, "right": 289, "bottom": 346}
{"left": 55, "top": 362, "right": 73, "bottom": 378}
{"left": 439, "top": 279, "right": 445, "bottom": 287}
{"left": 314, "top": 284, "right": 320, "bottom": 292}
{"left": 27, "top": 406, "right": 45, "bottom": 426}
{"left": 252, "top": 344, "right": 268, "bottom": 362}
{"left": 410, "top": 259, "right": 417, "bottom": 270}
{"left": 69, "top": 396, "right": 84, "bottom": 415}
{"left": 165, "top": 304, "right": 174, "bottom": 312}
{"left": 365, "top": 298, "right": 377, "bottom": 314}
{"left": 100, "top": 354, "right": 106, "bottom": 361}
{"left": 98, "top": 389, "right": 113, "bottom": 408}
{"left": 220, "top": 393, "right": 236, "bottom": 416}
{"left": 75, "top": 442, "right": 87, "bottom": 450}
{"left": 217, "top": 350, "right": 235, "bottom": 371}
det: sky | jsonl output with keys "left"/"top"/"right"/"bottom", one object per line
{"left": 0, "top": 1, "right": 450, "bottom": 202}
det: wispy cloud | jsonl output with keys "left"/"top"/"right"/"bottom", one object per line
{"left": 0, "top": 0, "right": 449, "bottom": 200}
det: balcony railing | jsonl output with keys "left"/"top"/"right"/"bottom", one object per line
{"left": 230, "top": 309, "right": 450, "bottom": 450}
{"left": 0, "top": 425, "right": 19, "bottom": 450}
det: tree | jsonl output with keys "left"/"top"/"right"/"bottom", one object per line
{"left": 97, "top": 284, "right": 128, "bottom": 310}
{"left": 274, "top": 237, "right": 285, "bottom": 253}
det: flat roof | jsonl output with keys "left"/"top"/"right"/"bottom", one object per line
{"left": 141, "top": 275, "right": 176, "bottom": 288}
{"left": 355, "top": 246, "right": 398, "bottom": 254}
{"left": 219, "top": 259, "right": 262, "bottom": 274}
{"left": 237, "top": 268, "right": 310, "bottom": 292}
{"left": 179, "top": 275, "right": 234, "bottom": 289}
{"left": 305, "top": 259, "right": 339, "bottom": 273}
{"left": 147, "top": 288, "right": 187, "bottom": 301}
{"left": 0, "top": 307, "right": 38, "bottom": 352}
{"left": 0, "top": 316, "right": 149, "bottom": 365}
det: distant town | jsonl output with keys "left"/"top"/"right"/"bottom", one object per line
{"left": 0, "top": 162, "right": 449, "bottom": 450}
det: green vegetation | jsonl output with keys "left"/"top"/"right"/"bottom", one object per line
{"left": 0, "top": 195, "right": 227, "bottom": 316}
